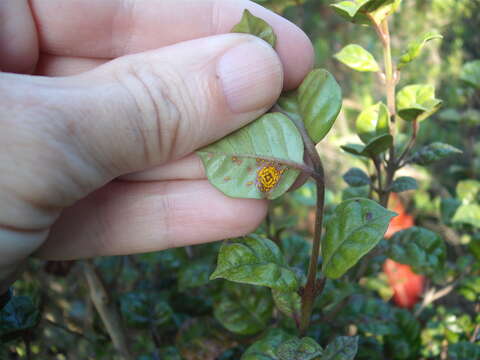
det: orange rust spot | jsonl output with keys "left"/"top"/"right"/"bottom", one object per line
{"left": 246, "top": 181, "right": 254, "bottom": 186}
{"left": 256, "top": 163, "right": 285, "bottom": 193}
{"left": 224, "top": 176, "right": 231, "bottom": 182}
{"left": 246, "top": 166, "right": 253, "bottom": 173}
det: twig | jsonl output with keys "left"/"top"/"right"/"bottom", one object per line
{"left": 273, "top": 104, "right": 327, "bottom": 336}
{"left": 471, "top": 303, "right": 480, "bottom": 343}
{"left": 397, "top": 119, "right": 419, "bottom": 168}
{"left": 44, "top": 319, "right": 96, "bottom": 344}
{"left": 83, "top": 260, "right": 134, "bottom": 360}
{"left": 414, "top": 274, "right": 468, "bottom": 318}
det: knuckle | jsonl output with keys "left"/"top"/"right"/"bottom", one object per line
{"left": 116, "top": 59, "right": 202, "bottom": 162}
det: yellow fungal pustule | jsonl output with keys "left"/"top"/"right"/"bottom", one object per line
{"left": 256, "top": 163, "right": 285, "bottom": 193}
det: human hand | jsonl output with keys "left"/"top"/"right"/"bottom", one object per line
{"left": 0, "top": 0, "right": 313, "bottom": 291}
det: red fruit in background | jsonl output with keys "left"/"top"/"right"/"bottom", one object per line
{"left": 382, "top": 194, "right": 425, "bottom": 308}
{"left": 384, "top": 194, "right": 414, "bottom": 239}
{"left": 383, "top": 259, "right": 425, "bottom": 308}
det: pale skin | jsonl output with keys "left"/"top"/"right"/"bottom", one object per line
{"left": 0, "top": 0, "right": 314, "bottom": 292}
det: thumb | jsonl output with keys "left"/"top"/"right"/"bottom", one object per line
{"left": 51, "top": 33, "right": 283, "bottom": 181}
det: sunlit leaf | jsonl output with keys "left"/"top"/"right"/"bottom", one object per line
{"left": 232, "top": 9, "right": 276, "bottom": 47}
{"left": 387, "top": 227, "right": 446, "bottom": 276}
{"left": 456, "top": 179, "right": 480, "bottom": 204}
{"left": 322, "top": 336, "right": 358, "bottom": 360}
{"left": 410, "top": 142, "right": 462, "bottom": 165}
{"left": 452, "top": 204, "right": 480, "bottom": 228}
{"left": 322, "top": 198, "right": 396, "bottom": 279}
{"left": 210, "top": 235, "right": 299, "bottom": 291}
{"left": 330, "top": 0, "right": 401, "bottom": 25}
{"left": 356, "top": 102, "right": 390, "bottom": 144}
{"left": 390, "top": 176, "right": 418, "bottom": 193}
{"left": 334, "top": 44, "right": 380, "bottom": 72}
{"left": 298, "top": 69, "right": 342, "bottom": 143}
{"left": 398, "top": 31, "right": 443, "bottom": 69}
{"left": 198, "top": 113, "right": 304, "bottom": 200}
{"left": 460, "top": 60, "right": 480, "bottom": 89}
{"left": 214, "top": 283, "right": 273, "bottom": 335}
{"left": 397, "top": 84, "right": 442, "bottom": 122}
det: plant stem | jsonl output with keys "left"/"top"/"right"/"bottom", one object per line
{"left": 272, "top": 104, "right": 326, "bottom": 336}
{"left": 397, "top": 119, "right": 419, "bottom": 168}
{"left": 83, "top": 260, "right": 133, "bottom": 360}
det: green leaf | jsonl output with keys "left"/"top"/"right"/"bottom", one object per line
{"left": 387, "top": 227, "right": 446, "bottom": 276}
{"left": 210, "top": 235, "right": 299, "bottom": 291}
{"left": 341, "top": 134, "right": 393, "bottom": 159}
{"left": 298, "top": 69, "right": 342, "bottom": 143}
{"left": 272, "top": 289, "right": 301, "bottom": 319}
{"left": 277, "top": 91, "right": 302, "bottom": 123}
{"left": 440, "top": 198, "right": 461, "bottom": 225}
{"left": 330, "top": 0, "right": 400, "bottom": 25}
{"left": 398, "top": 31, "right": 443, "bottom": 69}
{"left": 343, "top": 168, "right": 371, "bottom": 187}
{"left": 232, "top": 9, "right": 276, "bottom": 47}
{"left": 178, "top": 260, "right": 213, "bottom": 292}
{"left": 390, "top": 176, "right": 418, "bottom": 193}
{"left": 452, "top": 204, "right": 480, "bottom": 228}
{"left": 341, "top": 144, "right": 367, "bottom": 157}
{"left": 197, "top": 113, "right": 304, "bottom": 200}
{"left": 0, "top": 296, "right": 40, "bottom": 341}
{"left": 120, "top": 292, "right": 172, "bottom": 327}
{"left": 342, "top": 185, "right": 370, "bottom": 200}
{"left": 456, "top": 179, "right": 480, "bottom": 204}
{"left": 362, "top": 134, "right": 393, "bottom": 156}
{"left": 276, "top": 337, "right": 323, "bottom": 360}
{"left": 460, "top": 60, "right": 480, "bottom": 89}
{"left": 322, "top": 336, "right": 358, "bottom": 360}
{"left": 334, "top": 44, "right": 380, "bottom": 72}
{"left": 322, "top": 198, "right": 396, "bottom": 279}
{"left": 458, "top": 276, "right": 480, "bottom": 302}
{"left": 410, "top": 142, "right": 462, "bottom": 165}
{"left": 397, "top": 84, "right": 442, "bottom": 122}
{"left": 214, "top": 283, "right": 273, "bottom": 335}
{"left": 242, "top": 329, "right": 291, "bottom": 360}
{"left": 448, "top": 342, "right": 480, "bottom": 360}
{"left": 356, "top": 102, "right": 390, "bottom": 144}
{"left": 384, "top": 310, "right": 421, "bottom": 359}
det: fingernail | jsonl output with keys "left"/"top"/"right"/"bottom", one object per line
{"left": 217, "top": 39, "right": 283, "bottom": 114}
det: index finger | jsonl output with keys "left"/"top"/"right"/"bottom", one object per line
{"left": 30, "top": 0, "right": 314, "bottom": 89}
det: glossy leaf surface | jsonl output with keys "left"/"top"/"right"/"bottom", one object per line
{"left": 322, "top": 198, "right": 396, "bottom": 279}
{"left": 322, "top": 336, "right": 359, "bottom": 360}
{"left": 214, "top": 283, "right": 273, "bottom": 335}
{"left": 210, "top": 235, "right": 299, "bottom": 291}
{"left": 356, "top": 102, "right": 389, "bottom": 144}
{"left": 198, "top": 113, "right": 304, "bottom": 200}
{"left": 397, "top": 84, "right": 442, "bottom": 122}
{"left": 387, "top": 227, "right": 446, "bottom": 276}
{"left": 241, "top": 329, "right": 291, "bottom": 360}
{"left": 298, "top": 69, "right": 342, "bottom": 143}
{"left": 452, "top": 204, "right": 480, "bottom": 228}
{"left": 390, "top": 176, "right": 418, "bottom": 193}
{"left": 398, "top": 31, "right": 443, "bottom": 69}
{"left": 410, "top": 142, "right": 462, "bottom": 165}
{"left": 334, "top": 44, "right": 380, "bottom": 72}
{"left": 271, "top": 288, "right": 301, "bottom": 319}
{"left": 276, "top": 337, "right": 323, "bottom": 360}
{"left": 343, "top": 168, "right": 371, "bottom": 187}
